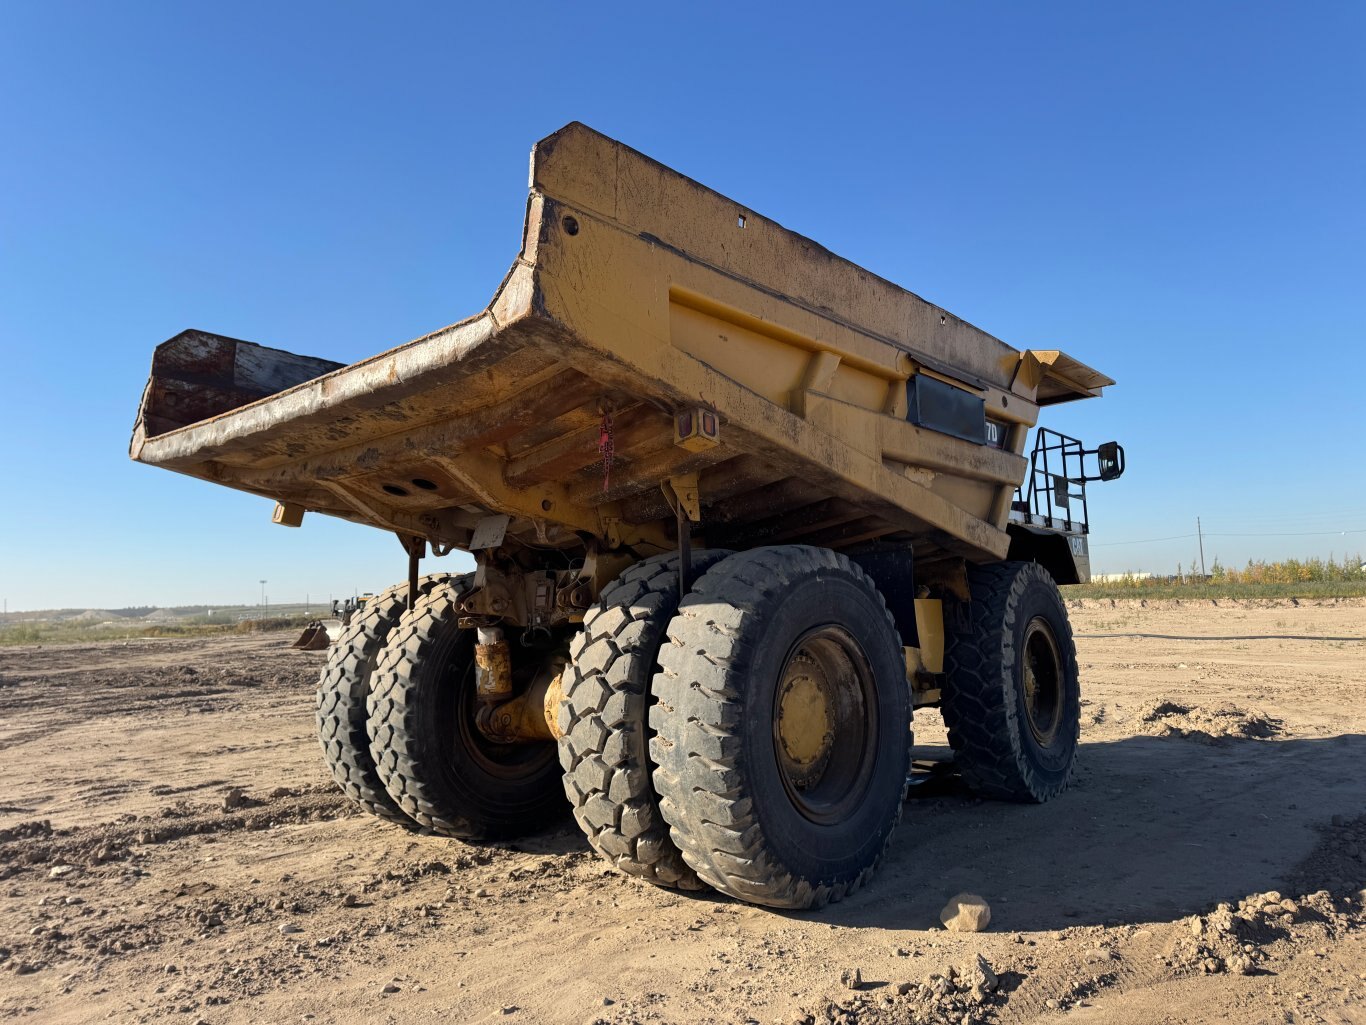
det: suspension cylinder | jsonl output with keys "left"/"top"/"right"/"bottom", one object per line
{"left": 474, "top": 626, "right": 512, "bottom": 701}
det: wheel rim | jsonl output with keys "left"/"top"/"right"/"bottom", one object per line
{"left": 437, "top": 632, "right": 558, "bottom": 781}
{"left": 1021, "top": 616, "right": 1063, "bottom": 747}
{"left": 771, "top": 626, "right": 877, "bottom": 825}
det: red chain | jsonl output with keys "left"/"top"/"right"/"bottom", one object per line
{"left": 597, "top": 411, "right": 614, "bottom": 493}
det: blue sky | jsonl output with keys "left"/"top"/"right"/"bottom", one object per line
{"left": 2, "top": 2, "right": 1363, "bottom": 610}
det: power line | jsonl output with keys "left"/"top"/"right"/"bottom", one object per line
{"left": 1213, "top": 533, "right": 1360, "bottom": 541}
{"left": 1092, "top": 533, "right": 1196, "bottom": 547}
{"left": 1093, "top": 527, "right": 1366, "bottom": 547}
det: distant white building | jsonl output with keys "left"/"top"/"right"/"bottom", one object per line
{"left": 1092, "top": 572, "right": 1154, "bottom": 583}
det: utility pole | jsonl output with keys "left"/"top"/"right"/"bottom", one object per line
{"left": 1196, "top": 518, "right": 1207, "bottom": 578}
{"left": 260, "top": 579, "right": 267, "bottom": 611}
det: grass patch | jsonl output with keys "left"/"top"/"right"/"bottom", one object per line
{"left": 1068, "top": 579, "right": 1366, "bottom": 601}
{"left": 0, "top": 616, "right": 313, "bottom": 647}
{"left": 1079, "top": 554, "right": 1365, "bottom": 600}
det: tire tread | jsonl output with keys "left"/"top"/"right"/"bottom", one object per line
{"left": 558, "top": 551, "right": 729, "bottom": 890}
{"left": 367, "top": 576, "right": 480, "bottom": 836}
{"left": 650, "top": 545, "right": 911, "bottom": 910}
{"left": 941, "top": 560, "right": 1079, "bottom": 802}
{"left": 315, "top": 575, "right": 451, "bottom": 826}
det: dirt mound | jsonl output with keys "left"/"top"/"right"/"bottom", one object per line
{"left": 140, "top": 609, "right": 184, "bottom": 623}
{"left": 1162, "top": 816, "right": 1366, "bottom": 980}
{"left": 1133, "top": 700, "right": 1284, "bottom": 743}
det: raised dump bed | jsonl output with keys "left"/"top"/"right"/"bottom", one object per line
{"left": 131, "top": 123, "right": 1125, "bottom": 909}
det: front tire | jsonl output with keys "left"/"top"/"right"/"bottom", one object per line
{"left": 650, "top": 546, "right": 911, "bottom": 909}
{"left": 941, "top": 560, "right": 1080, "bottom": 802}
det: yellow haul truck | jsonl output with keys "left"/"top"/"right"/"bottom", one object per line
{"left": 131, "top": 123, "right": 1124, "bottom": 909}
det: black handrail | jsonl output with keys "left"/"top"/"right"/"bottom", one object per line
{"left": 1014, "top": 428, "right": 1095, "bottom": 533}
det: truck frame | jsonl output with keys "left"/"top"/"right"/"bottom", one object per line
{"left": 131, "top": 123, "right": 1124, "bottom": 908}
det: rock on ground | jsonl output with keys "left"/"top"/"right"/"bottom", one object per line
{"left": 940, "top": 893, "right": 992, "bottom": 932}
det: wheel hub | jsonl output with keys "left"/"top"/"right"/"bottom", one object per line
{"left": 776, "top": 655, "right": 834, "bottom": 787}
{"left": 771, "top": 627, "right": 877, "bottom": 824}
{"left": 1021, "top": 616, "right": 1063, "bottom": 746}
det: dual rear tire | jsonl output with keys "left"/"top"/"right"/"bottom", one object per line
{"left": 366, "top": 581, "right": 567, "bottom": 838}
{"left": 556, "top": 550, "right": 731, "bottom": 889}
{"left": 558, "top": 546, "right": 914, "bottom": 907}
{"left": 649, "top": 546, "right": 913, "bottom": 908}
{"left": 314, "top": 575, "right": 451, "bottom": 829}
{"left": 315, "top": 576, "right": 564, "bottom": 839}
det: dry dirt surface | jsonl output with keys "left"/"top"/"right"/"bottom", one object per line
{"left": 2, "top": 599, "right": 1364, "bottom": 1025}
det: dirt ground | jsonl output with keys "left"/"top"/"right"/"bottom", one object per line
{"left": 1, "top": 599, "right": 1364, "bottom": 1025}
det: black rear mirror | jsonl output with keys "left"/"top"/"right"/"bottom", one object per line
{"left": 1097, "top": 441, "right": 1125, "bottom": 482}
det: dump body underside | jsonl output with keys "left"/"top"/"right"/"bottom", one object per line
{"left": 131, "top": 123, "right": 1112, "bottom": 568}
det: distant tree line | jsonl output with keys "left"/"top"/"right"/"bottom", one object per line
{"left": 1206, "top": 554, "right": 1364, "bottom": 584}
{"left": 1079, "top": 553, "right": 1365, "bottom": 598}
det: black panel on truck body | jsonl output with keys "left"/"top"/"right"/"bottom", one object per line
{"left": 906, "top": 376, "right": 986, "bottom": 444}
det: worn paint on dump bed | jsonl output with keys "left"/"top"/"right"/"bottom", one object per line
{"left": 130, "top": 123, "right": 1113, "bottom": 565}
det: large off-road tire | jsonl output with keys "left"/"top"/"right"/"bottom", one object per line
{"left": 367, "top": 578, "right": 566, "bottom": 839}
{"left": 650, "top": 545, "right": 911, "bottom": 910}
{"left": 557, "top": 550, "right": 731, "bottom": 890}
{"left": 941, "top": 560, "right": 1080, "bottom": 802}
{"left": 315, "top": 575, "right": 452, "bottom": 826}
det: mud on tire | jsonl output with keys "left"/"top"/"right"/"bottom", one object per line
{"left": 941, "top": 560, "right": 1080, "bottom": 802}
{"left": 650, "top": 545, "right": 912, "bottom": 910}
{"left": 367, "top": 577, "right": 566, "bottom": 839}
{"left": 315, "top": 575, "right": 454, "bottom": 826}
{"left": 558, "top": 550, "right": 730, "bottom": 890}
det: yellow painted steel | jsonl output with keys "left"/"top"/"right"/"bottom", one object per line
{"left": 777, "top": 673, "right": 833, "bottom": 767}
{"left": 913, "top": 599, "right": 946, "bottom": 675}
{"left": 130, "top": 123, "right": 1115, "bottom": 567}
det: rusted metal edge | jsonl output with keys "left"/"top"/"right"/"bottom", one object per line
{"left": 131, "top": 277, "right": 526, "bottom": 466}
